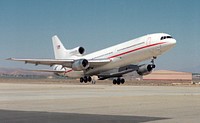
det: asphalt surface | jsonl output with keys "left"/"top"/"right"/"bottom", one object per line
{"left": 0, "top": 80, "right": 200, "bottom": 123}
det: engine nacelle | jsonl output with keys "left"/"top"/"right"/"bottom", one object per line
{"left": 69, "top": 47, "right": 85, "bottom": 56}
{"left": 72, "top": 59, "right": 89, "bottom": 71}
{"left": 137, "top": 64, "right": 155, "bottom": 76}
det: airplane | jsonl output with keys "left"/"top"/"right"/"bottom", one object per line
{"left": 7, "top": 33, "right": 176, "bottom": 84}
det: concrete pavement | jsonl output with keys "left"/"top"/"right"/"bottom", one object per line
{"left": 0, "top": 81, "right": 200, "bottom": 123}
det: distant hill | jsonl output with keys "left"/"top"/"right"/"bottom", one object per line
{"left": 0, "top": 67, "right": 52, "bottom": 76}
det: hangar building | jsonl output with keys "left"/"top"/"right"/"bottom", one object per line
{"left": 143, "top": 70, "right": 192, "bottom": 81}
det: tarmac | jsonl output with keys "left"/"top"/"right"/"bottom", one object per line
{"left": 0, "top": 79, "right": 200, "bottom": 123}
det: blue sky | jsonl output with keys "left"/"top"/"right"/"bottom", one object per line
{"left": 0, "top": 0, "right": 200, "bottom": 72}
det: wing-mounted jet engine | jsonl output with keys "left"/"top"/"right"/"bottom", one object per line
{"left": 72, "top": 59, "right": 89, "bottom": 71}
{"left": 137, "top": 64, "right": 155, "bottom": 75}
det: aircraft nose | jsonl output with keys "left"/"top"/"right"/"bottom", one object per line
{"left": 166, "top": 39, "right": 176, "bottom": 48}
{"left": 161, "top": 38, "right": 176, "bottom": 53}
{"left": 169, "top": 39, "right": 176, "bottom": 46}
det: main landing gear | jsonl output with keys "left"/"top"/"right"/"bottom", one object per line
{"left": 80, "top": 76, "right": 96, "bottom": 84}
{"left": 113, "top": 77, "right": 125, "bottom": 85}
{"left": 80, "top": 76, "right": 92, "bottom": 83}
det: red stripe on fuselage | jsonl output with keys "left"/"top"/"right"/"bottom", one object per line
{"left": 64, "top": 69, "right": 73, "bottom": 74}
{"left": 108, "top": 42, "right": 165, "bottom": 59}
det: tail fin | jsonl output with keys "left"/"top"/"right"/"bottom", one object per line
{"left": 52, "top": 35, "right": 70, "bottom": 59}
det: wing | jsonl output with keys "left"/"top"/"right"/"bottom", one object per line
{"left": 88, "top": 58, "right": 111, "bottom": 67}
{"left": 7, "top": 58, "right": 74, "bottom": 67}
{"left": 6, "top": 58, "right": 111, "bottom": 68}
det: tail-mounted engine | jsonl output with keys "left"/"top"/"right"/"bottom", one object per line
{"left": 69, "top": 47, "right": 85, "bottom": 56}
{"left": 137, "top": 64, "right": 155, "bottom": 76}
{"left": 72, "top": 59, "right": 89, "bottom": 71}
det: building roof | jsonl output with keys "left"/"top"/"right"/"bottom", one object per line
{"left": 150, "top": 70, "right": 191, "bottom": 74}
{"left": 143, "top": 70, "right": 192, "bottom": 81}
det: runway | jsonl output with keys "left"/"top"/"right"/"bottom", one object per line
{"left": 0, "top": 80, "right": 200, "bottom": 123}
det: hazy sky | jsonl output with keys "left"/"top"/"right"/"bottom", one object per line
{"left": 0, "top": 0, "right": 200, "bottom": 72}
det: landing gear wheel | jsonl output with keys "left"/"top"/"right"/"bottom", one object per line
{"left": 120, "top": 78, "right": 125, "bottom": 84}
{"left": 83, "top": 76, "right": 88, "bottom": 83}
{"left": 150, "top": 57, "right": 156, "bottom": 69}
{"left": 152, "top": 64, "right": 156, "bottom": 68}
{"left": 87, "top": 76, "right": 92, "bottom": 82}
{"left": 80, "top": 76, "right": 93, "bottom": 84}
{"left": 112, "top": 78, "right": 126, "bottom": 85}
{"left": 80, "top": 77, "right": 84, "bottom": 83}
{"left": 117, "top": 78, "right": 121, "bottom": 85}
{"left": 113, "top": 79, "right": 117, "bottom": 84}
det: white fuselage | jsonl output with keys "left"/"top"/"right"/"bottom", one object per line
{"left": 58, "top": 33, "right": 176, "bottom": 78}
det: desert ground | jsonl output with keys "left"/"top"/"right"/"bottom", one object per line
{"left": 0, "top": 78, "right": 200, "bottom": 123}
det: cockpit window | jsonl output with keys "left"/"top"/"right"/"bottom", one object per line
{"left": 160, "top": 36, "right": 173, "bottom": 40}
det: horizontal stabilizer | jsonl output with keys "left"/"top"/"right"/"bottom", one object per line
{"left": 28, "top": 69, "right": 65, "bottom": 73}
